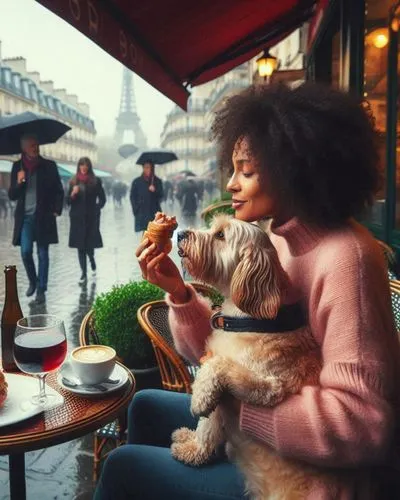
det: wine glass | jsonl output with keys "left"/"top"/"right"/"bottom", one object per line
{"left": 13, "top": 314, "right": 67, "bottom": 406}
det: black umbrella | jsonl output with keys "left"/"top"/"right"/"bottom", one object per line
{"left": 179, "top": 170, "right": 196, "bottom": 177}
{"left": 136, "top": 148, "right": 178, "bottom": 166}
{"left": 0, "top": 111, "right": 71, "bottom": 155}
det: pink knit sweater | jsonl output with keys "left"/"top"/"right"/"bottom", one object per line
{"left": 166, "top": 217, "right": 400, "bottom": 498}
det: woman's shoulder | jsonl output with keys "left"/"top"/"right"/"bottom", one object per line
{"left": 316, "top": 220, "right": 384, "bottom": 272}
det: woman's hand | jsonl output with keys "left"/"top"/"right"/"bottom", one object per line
{"left": 71, "top": 185, "right": 80, "bottom": 197}
{"left": 136, "top": 238, "right": 189, "bottom": 304}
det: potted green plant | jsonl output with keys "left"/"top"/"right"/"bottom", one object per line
{"left": 92, "top": 280, "right": 165, "bottom": 390}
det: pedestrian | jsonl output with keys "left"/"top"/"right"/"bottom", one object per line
{"left": 0, "top": 187, "right": 8, "bottom": 218}
{"left": 181, "top": 178, "right": 198, "bottom": 217}
{"left": 129, "top": 161, "right": 163, "bottom": 232}
{"left": 163, "top": 178, "right": 173, "bottom": 204}
{"left": 8, "top": 133, "right": 64, "bottom": 304}
{"left": 95, "top": 83, "right": 400, "bottom": 499}
{"left": 67, "top": 157, "right": 106, "bottom": 284}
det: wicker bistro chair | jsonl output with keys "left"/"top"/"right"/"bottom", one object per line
{"left": 78, "top": 310, "right": 128, "bottom": 482}
{"left": 136, "top": 282, "right": 220, "bottom": 394}
{"left": 377, "top": 239, "right": 398, "bottom": 280}
{"left": 389, "top": 279, "right": 400, "bottom": 337}
{"left": 137, "top": 301, "right": 196, "bottom": 393}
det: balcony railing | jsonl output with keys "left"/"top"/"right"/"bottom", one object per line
{"left": 161, "top": 126, "right": 207, "bottom": 144}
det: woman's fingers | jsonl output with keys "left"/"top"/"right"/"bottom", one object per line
{"left": 137, "top": 243, "right": 157, "bottom": 263}
{"left": 135, "top": 238, "right": 150, "bottom": 257}
{"left": 147, "top": 252, "right": 165, "bottom": 274}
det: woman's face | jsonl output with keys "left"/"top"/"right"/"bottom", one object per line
{"left": 226, "top": 137, "right": 278, "bottom": 222}
{"left": 79, "top": 163, "right": 89, "bottom": 175}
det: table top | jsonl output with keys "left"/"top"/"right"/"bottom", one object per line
{"left": 0, "top": 362, "right": 135, "bottom": 455}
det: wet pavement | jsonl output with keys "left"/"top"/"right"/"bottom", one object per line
{"left": 0, "top": 197, "right": 203, "bottom": 500}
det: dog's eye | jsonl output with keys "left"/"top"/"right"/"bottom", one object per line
{"left": 214, "top": 231, "right": 225, "bottom": 240}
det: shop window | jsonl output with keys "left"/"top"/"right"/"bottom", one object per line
{"left": 331, "top": 31, "right": 341, "bottom": 88}
{"left": 395, "top": 27, "right": 400, "bottom": 229}
{"left": 363, "top": 0, "right": 392, "bottom": 226}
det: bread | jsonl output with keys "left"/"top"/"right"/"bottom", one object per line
{"left": 0, "top": 370, "right": 8, "bottom": 408}
{"left": 143, "top": 212, "right": 178, "bottom": 254}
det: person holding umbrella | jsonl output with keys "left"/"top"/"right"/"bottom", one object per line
{"left": 8, "top": 133, "right": 64, "bottom": 304}
{"left": 130, "top": 161, "right": 164, "bottom": 232}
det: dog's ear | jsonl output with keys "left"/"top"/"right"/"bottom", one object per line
{"left": 230, "top": 243, "right": 283, "bottom": 319}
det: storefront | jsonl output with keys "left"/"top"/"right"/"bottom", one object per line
{"left": 307, "top": 0, "right": 400, "bottom": 250}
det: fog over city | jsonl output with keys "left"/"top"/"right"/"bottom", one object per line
{"left": 0, "top": 0, "right": 175, "bottom": 147}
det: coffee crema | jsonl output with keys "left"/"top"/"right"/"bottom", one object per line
{"left": 72, "top": 346, "right": 114, "bottom": 363}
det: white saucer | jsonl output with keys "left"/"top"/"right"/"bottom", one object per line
{"left": 57, "top": 362, "right": 128, "bottom": 395}
{"left": 0, "top": 373, "right": 64, "bottom": 428}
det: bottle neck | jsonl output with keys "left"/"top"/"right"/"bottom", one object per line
{"left": 5, "top": 269, "right": 19, "bottom": 301}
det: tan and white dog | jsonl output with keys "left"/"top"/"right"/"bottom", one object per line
{"left": 172, "top": 215, "right": 340, "bottom": 500}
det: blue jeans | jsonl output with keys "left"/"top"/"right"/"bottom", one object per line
{"left": 20, "top": 213, "right": 49, "bottom": 291}
{"left": 94, "top": 390, "right": 247, "bottom": 499}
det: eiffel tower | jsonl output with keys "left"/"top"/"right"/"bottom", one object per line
{"left": 115, "top": 67, "right": 148, "bottom": 157}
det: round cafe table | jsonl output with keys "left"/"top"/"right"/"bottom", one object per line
{"left": 0, "top": 362, "right": 135, "bottom": 500}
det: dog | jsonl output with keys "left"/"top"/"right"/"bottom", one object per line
{"left": 172, "top": 215, "right": 341, "bottom": 499}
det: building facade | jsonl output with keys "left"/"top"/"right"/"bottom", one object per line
{"left": 0, "top": 49, "right": 97, "bottom": 166}
{"left": 160, "top": 63, "right": 252, "bottom": 180}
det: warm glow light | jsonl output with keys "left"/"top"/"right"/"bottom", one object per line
{"left": 258, "top": 60, "right": 276, "bottom": 77}
{"left": 374, "top": 33, "right": 388, "bottom": 48}
{"left": 256, "top": 50, "right": 278, "bottom": 79}
{"left": 367, "top": 28, "right": 389, "bottom": 49}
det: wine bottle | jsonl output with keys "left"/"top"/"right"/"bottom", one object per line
{"left": 1, "top": 265, "right": 23, "bottom": 372}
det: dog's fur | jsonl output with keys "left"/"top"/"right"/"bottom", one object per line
{"left": 172, "top": 215, "right": 341, "bottom": 499}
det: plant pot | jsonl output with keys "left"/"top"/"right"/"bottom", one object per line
{"left": 129, "top": 365, "right": 162, "bottom": 392}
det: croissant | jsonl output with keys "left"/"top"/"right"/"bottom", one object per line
{"left": 0, "top": 370, "right": 8, "bottom": 408}
{"left": 143, "top": 212, "right": 178, "bottom": 254}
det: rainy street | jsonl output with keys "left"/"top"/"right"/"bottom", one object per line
{"left": 0, "top": 197, "right": 203, "bottom": 500}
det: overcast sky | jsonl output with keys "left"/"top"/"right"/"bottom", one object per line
{"left": 0, "top": 0, "right": 175, "bottom": 147}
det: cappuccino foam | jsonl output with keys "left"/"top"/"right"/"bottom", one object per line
{"left": 73, "top": 346, "right": 113, "bottom": 363}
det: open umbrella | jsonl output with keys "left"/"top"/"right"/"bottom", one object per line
{"left": 0, "top": 111, "right": 71, "bottom": 155}
{"left": 136, "top": 148, "right": 178, "bottom": 166}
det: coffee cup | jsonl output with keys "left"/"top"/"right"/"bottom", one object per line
{"left": 70, "top": 345, "right": 116, "bottom": 385}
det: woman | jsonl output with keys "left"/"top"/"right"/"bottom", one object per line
{"left": 68, "top": 157, "right": 106, "bottom": 284}
{"left": 95, "top": 83, "right": 400, "bottom": 499}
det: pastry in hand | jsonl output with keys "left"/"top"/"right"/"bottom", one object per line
{"left": 0, "top": 370, "right": 8, "bottom": 408}
{"left": 144, "top": 212, "right": 178, "bottom": 254}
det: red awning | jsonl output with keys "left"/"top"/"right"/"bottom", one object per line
{"left": 36, "top": 0, "right": 315, "bottom": 109}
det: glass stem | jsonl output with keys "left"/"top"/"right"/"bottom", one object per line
{"left": 38, "top": 374, "right": 47, "bottom": 404}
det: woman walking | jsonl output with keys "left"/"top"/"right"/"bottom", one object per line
{"left": 68, "top": 157, "right": 106, "bottom": 284}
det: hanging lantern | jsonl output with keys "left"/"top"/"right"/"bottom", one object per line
{"left": 256, "top": 50, "right": 278, "bottom": 80}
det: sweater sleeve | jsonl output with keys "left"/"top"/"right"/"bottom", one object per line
{"left": 240, "top": 238, "right": 399, "bottom": 467}
{"left": 165, "top": 284, "right": 213, "bottom": 365}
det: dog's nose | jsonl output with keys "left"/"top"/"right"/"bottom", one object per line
{"left": 177, "top": 230, "right": 190, "bottom": 243}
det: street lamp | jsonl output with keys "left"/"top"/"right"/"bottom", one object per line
{"left": 256, "top": 49, "right": 278, "bottom": 84}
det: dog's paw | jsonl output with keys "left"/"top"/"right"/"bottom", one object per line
{"left": 191, "top": 391, "right": 219, "bottom": 417}
{"left": 171, "top": 427, "right": 195, "bottom": 444}
{"left": 171, "top": 439, "right": 213, "bottom": 466}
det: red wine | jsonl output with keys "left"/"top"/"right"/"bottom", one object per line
{"left": 14, "top": 331, "right": 67, "bottom": 374}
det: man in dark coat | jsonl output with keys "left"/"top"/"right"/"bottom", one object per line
{"left": 8, "top": 134, "right": 64, "bottom": 304}
{"left": 130, "top": 162, "right": 163, "bottom": 232}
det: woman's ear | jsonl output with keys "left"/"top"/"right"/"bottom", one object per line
{"left": 230, "top": 243, "right": 282, "bottom": 319}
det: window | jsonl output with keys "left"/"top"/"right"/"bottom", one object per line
{"left": 38, "top": 91, "right": 46, "bottom": 107}
{"left": 47, "top": 96, "right": 54, "bottom": 110}
{"left": 363, "top": 0, "right": 392, "bottom": 227}
{"left": 13, "top": 73, "right": 21, "bottom": 90}
{"left": 30, "top": 84, "right": 38, "bottom": 102}
{"left": 3, "top": 68, "right": 11, "bottom": 85}
{"left": 22, "top": 80, "right": 30, "bottom": 99}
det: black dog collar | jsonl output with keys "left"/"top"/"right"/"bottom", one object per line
{"left": 210, "top": 303, "right": 306, "bottom": 333}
